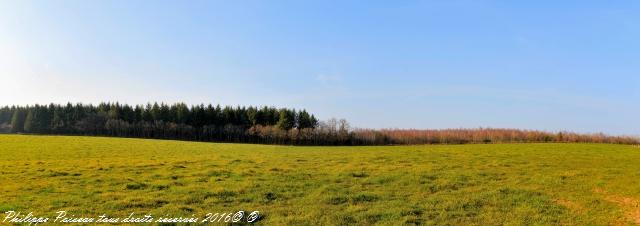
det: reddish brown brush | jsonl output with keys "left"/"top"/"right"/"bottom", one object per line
{"left": 352, "top": 128, "right": 639, "bottom": 145}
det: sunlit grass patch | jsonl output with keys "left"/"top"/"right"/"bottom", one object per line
{"left": 1, "top": 134, "right": 640, "bottom": 225}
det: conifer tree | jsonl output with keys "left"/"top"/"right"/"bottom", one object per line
{"left": 23, "top": 109, "right": 34, "bottom": 132}
{"left": 297, "top": 110, "right": 317, "bottom": 129}
{"left": 276, "top": 109, "right": 295, "bottom": 130}
{"left": 10, "top": 109, "right": 26, "bottom": 133}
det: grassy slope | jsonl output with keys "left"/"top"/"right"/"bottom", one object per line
{"left": 1, "top": 134, "right": 639, "bottom": 225}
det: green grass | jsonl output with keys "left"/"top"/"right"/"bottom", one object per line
{"left": 1, "top": 134, "right": 640, "bottom": 225}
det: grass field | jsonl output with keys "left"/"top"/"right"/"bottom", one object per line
{"left": 1, "top": 135, "right": 640, "bottom": 225}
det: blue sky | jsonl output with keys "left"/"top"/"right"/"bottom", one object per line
{"left": 0, "top": 1, "right": 638, "bottom": 135}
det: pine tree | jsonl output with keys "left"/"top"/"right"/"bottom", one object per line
{"left": 10, "top": 109, "right": 26, "bottom": 133}
{"left": 41, "top": 105, "right": 52, "bottom": 133}
{"left": 151, "top": 103, "right": 161, "bottom": 121}
{"left": 297, "top": 110, "right": 317, "bottom": 129}
{"left": 222, "top": 106, "right": 234, "bottom": 125}
{"left": 247, "top": 107, "right": 258, "bottom": 126}
{"left": 276, "top": 109, "right": 295, "bottom": 130}
{"left": 0, "top": 102, "right": 331, "bottom": 144}
{"left": 159, "top": 103, "right": 171, "bottom": 122}
{"left": 0, "top": 107, "right": 11, "bottom": 124}
{"left": 23, "top": 110, "right": 35, "bottom": 132}
{"left": 51, "top": 107, "right": 65, "bottom": 132}
{"left": 142, "top": 104, "right": 153, "bottom": 122}
{"left": 204, "top": 104, "right": 217, "bottom": 125}
{"left": 134, "top": 105, "right": 144, "bottom": 122}
{"left": 174, "top": 103, "right": 189, "bottom": 124}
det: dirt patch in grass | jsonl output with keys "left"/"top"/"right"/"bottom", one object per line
{"left": 595, "top": 188, "right": 640, "bottom": 224}
{"left": 554, "top": 199, "right": 584, "bottom": 214}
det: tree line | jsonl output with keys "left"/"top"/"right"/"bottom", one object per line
{"left": 0, "top": 103, "right": 637, "bottom": 145}
{"left": 0, "top": 103, "right": 347, "bottom": 144}
{"left": 352, "top": 128, "right": 640, "bottom": 145}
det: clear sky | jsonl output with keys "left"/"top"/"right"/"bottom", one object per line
{"left": 0, "top": 1, "right": 638, "bottom": 135}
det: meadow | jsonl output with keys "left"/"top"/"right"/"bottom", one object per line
{"left": 1, "top": 135, "right": 640, "bottom": 225}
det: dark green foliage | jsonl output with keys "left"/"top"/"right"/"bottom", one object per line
{"left": 0, "top": 107, "right": 13, "bottom": 132}
{"left": 0, "top": 106, "right": 13, "bottom": 125}
{"left": 2, "top": 102, "right": 635, "bottom": 145}
{"left": 23, "top": 110, "right": 34, "bottom": 132}
{"left": 23, "top": 105, "right": 52, "bottom": 133}
{"left": 351, "top": 194, "right": 379, "bottom": 203}
{"left": 296, "top": 110, "right": 317, "bottom": 129}
{"left": 125, "top": 182, "right": 148, "bottom": 190}
{"left": 276, "top": 108, "right": 295, "bottom": 130}
{"left": 350, "top": 171, "right": 369, "bottom": 178}
{"left": 263, "top": 192, "right": 277, "bottom": 203}
{"left": 10, "top": 108, "right": 26, "bottom": 133}
{"left": 326, "top": 196, "right": 349, "bottom": 205}
{"left": 1, "top": 102, "right": 325, "bottom": 144}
